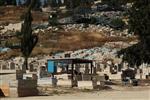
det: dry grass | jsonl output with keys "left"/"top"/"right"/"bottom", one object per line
{"left": 0, "top": 49, "right": 21, "bottom": 60}
{"left": 0, "top": 6, "right": 48, "bottom": 23}
{"left": 0, "top": 29, "right": 137, "bottom": 59}
{"left": 37, "top": 31, "right": 137, "bottom": 53}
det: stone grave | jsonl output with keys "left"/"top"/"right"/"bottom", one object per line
{"left": 9, "top": 70, "right": 38, "bottom": 97}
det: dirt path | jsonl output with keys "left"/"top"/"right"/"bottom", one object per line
{"left": 1, "top": 86, "right": 150, "bottom": 100}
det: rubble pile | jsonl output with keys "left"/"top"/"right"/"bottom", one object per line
{"left": 53, "top": 46, "right": 121, "bottom": 62}
{"left": 0, "top": 22, "right": 22, "bottom": 34}
{"left": 62, "top": 24, "right": 130, "bottom": 37}
{"left": 0, "top": 22, "right": 131, "bottom": 38}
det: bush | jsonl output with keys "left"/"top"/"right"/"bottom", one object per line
{"left": 76, "top": 17, "right": 97, "bottom": 24}
{"left": 48, "top": 13, "right": 58, "bottom": 26}
{"left": 109, "top": 18, "right": 125, "bottom": 29}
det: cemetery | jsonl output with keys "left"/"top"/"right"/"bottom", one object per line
{"left": 0, "top": 0, "right": 150, "bottom": 99}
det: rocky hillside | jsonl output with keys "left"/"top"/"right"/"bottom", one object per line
{"left": 0, "top": 6, "right": 138, "bottom": 59}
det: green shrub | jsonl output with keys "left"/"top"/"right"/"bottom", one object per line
{"left": 110, "top": 18, "right": 125, "bottom": 29}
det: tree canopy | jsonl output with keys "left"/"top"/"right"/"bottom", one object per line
{"left": 0, "top": 0, "right": 16, "bottom": 5}
{"left": 118, "top": 0, "right": 150, "bottom": 67}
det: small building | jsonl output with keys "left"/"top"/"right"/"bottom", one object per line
{"left": 47, "top": 58, "right": 94, "bottom": 87}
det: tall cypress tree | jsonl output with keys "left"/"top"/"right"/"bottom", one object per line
{"left": 21, "top": 0, "right": 38, "bottom": 71}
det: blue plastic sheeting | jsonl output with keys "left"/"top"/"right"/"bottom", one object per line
{"left": 47, "top": 60, "right": 57, "bottom": 73}
{"left": 0, "top": 47, "right": 10, "bottom": 52}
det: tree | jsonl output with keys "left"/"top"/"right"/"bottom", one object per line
{"left": 101, "top": 0, "right": 132, "bottom": 5}
{"left": 47, "top": 0, "right": 52, "bottom": 5}
{"left": 20, "top": 0, "right": 38, "bottom": 71}
{"left": 101, "top": 0, "right": 127, "bottom": 10}
{"left": 48, "top": 12, "right": 58, "bottom": 26}
{"left": 12, "top": 0, "right": 16, "bottom": 5}
{"left": 43, "top": 0, "right": 48, "bottom": 7}
{"left": 109, "top": 18, "right": 125, "bottom": 29}
{"left": 118, "top": 0, "right": 150, "bottom": 67}
{"left": 66, "top": 0, "right": 80, "bottom": 9}
{"left": 6, "top": 0, "right": 12, "bottom": 5}
{"left": 34, "top": 0, "right": 41, "bottom": 10}
{"left": 0, "top": 0, "right": 4, "bottom": 6}
{"left": 24, "top": 0, "right": 31, "bottom": 6}
{"left": 128, "top": 0, "right": 150, "bottom": 40}
{"left": 101, "top": 0, "right": 121, "bottom": 7}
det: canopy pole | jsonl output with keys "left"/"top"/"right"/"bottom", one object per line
{"left": 71, "top": 63, "right": 74, "bottom": 87}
